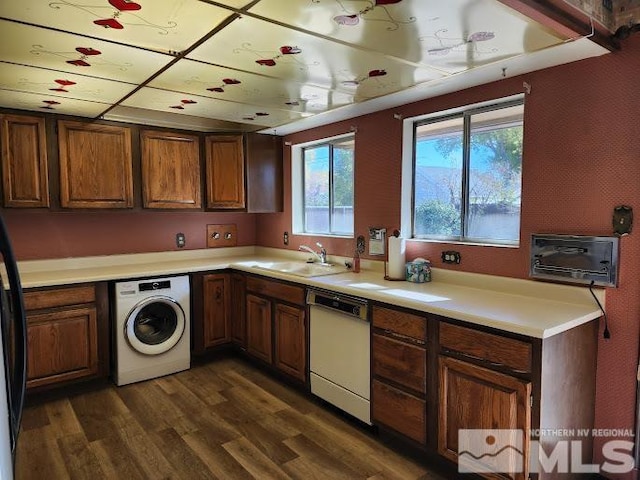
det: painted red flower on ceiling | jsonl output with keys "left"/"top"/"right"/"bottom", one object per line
{"left": 256, "top": 46, "right": 302, "bottom": 67}
{"left": 207, "top": 78, "right": 241, "bottom": 93}
{"left": 48, "top": 0, "right": 176, "bottom": 34}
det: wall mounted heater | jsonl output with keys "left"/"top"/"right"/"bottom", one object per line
{"left": 530, "top": 234, "right": 619, "bottom": 287}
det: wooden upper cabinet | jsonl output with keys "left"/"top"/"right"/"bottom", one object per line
{"left": 58, "top": 120, "right": 133, "bottom": 209}
{"left": 141, "top": 130, "right": 201, "bottom": 209}
{"left": 205, "top": 135, "right": 245, "bottom": 209}
{"left": 245, "top": 132, "right": 283, "bottom": 213}
{"left": 0, "top": 114, "right": 49, "bottom": 207}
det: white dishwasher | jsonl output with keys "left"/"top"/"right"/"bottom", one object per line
{"left": 307, "top": 289, "right": 371, "bottom": 425}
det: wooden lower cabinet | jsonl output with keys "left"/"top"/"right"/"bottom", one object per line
{"left": 274, "top": 303, "right": 305, "bottom": 382}
{"left": 438, "top": 355, "right": 531, "bottom": 480}
{"left": 371, "top": 305, "right": 427, "bottom": 445}
{"left": 246, "top": 293, "right": 272, "bottom": 363}
{"left": 230, "top": 273, "right": 247, "bottom": 348}
{"left": 23, "top": 283, "right": 108, "bottom": 390}
{"left": 245, "top": 276, "right": 306, "bottom": 382}
{"left": 369, "top": 304, "right": 598, "bottom": 480}
{"left": 202, "top": 274, "right": 230, "bottom": 348}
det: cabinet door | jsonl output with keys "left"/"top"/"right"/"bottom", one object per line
{"left": 141, "top": 130, "right": 201, "bottom": 209}
{"left": 372, "top": 379, "right": 426, "bottom": 444}
{"left": 245, "top": 132, "right": 282, "bottom": 213}
{"left": 0, "top": 114, "right": 49, "bottom": 207}
{"left": 205, "top": 135, "right": 245, "bottom": 209}
{"left": 26, "top": 307, "right": 98, "bottom": 389}
{"left": 438, "top": 356, "right": 531, "bottom": 480}
{"left": 58, "top": 120, "right": 133, "bottom": 208}
{"left": 203, "top": 274, "right": 230, "bottom": 348}
{"left": 246, "top": 294, "right": 272, "bottom": 363}
{"left": 274, "top": 303, "right": 306, "bottom": 381}
{"left": 230, "top": 273, "right": 246, "bottom": 347}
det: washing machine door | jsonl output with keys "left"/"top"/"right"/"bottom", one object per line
{"left": 125, "top": 296, "right": 185, "bottom": 355}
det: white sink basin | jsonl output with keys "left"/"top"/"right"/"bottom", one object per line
{"left": 252, "top": 261, "right": 344, "bottom": 277}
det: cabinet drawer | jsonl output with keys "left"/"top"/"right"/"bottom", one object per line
{"left": 24, "top": 284, "right": 96, "bottom": 311}
{"left": 372, "top": 380, "right": 426, "bottom": 444}
{"left": 372, "top": 306, "right": 426, "bottom": 343}
{"left": 439, "top": 322, "right": 532, "bottom": 373}
{"left": 246, "top": 276, "right": 304, "bottom": 305}
{"left": 373, "top": 334, "right": 426, "bottom": 393}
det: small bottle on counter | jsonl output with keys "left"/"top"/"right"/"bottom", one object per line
{"left": 353, "top": 250, "right": 360, "bottom": 273}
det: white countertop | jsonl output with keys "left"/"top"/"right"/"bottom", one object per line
{"left": 14, "top": 247, "right": 605, "bottom": 339}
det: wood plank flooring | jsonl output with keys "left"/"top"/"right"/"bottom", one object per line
{"left": 16, "top": 357, "right": 446, "bottom": 480}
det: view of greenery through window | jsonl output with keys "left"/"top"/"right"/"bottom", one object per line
{"left": 303, "top": 137, "right": 354, "bottom": 235}
{"left": 413, "top": 103, "right": 523, "bottom": 243}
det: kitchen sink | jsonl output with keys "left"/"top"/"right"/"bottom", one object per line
{"left": 251, "top": 261, "right": 344, "bottom": 277}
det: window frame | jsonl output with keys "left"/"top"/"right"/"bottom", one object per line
{"left": 291, "top": 133, "right": 355, "bottom": 238}
{"left": 401, "top": 94, "right": 525, "bottom": 247}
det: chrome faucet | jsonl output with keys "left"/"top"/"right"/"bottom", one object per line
{"left": 299, "top": 242, "right": 327, "bottom": 264}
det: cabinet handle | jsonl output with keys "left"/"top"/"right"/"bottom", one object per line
{"left": 382, "top": 329, "right": 425, "bottom": 345}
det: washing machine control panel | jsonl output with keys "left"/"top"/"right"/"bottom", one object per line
{"left": 139, "top": 280, "right": 171, "bottom": 291}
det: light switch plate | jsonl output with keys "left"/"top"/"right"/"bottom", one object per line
{"left": 207, "top": 224, "right": 237, "bottom": 248}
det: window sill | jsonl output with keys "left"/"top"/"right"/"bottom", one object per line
{"left": 408, "top": 238, "right": 519, "bottom": 249}
{"left": 293, "top": 232, "right": 354, "bottom": 240}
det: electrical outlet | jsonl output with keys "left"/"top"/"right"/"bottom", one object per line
{"left": 176, "top": 233, "right": 185, "bottom": 248}
{"left": 441, "top": 250, "right": 461, "bottom": 264}
{"left": 283, "top": 231, "right": 289, "bottom": 245}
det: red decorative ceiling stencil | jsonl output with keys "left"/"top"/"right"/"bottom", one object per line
{"left": 255, "top": 45, "right": 301, "bottom": 67}
{"left": 49, "top": 0, "right": 175, "bottom": 34}
{"left": 66, "top": 47, "right": 101, "bottom": 67}
{"left": 109, "top": 0, "right": 141, "bottom": 11}
{"left": 41, "top": 100, "right": 61, "bottom": 109}
{"left": 425, "top": 30, "right": 496, "bottom": 56}
{"left": 342, "top": 69, "right": 387, "bottom": 86}
{"left": 243, "top": 112, "right": 270, "bottom": 121}
{"left": 76, "top": 47, "right": 101, "bottom": 56}
{"left": 50, "top": 79, "right": 77, "bottom": 92}
{"left": 30, "top": 45, "right": 132, "bottom": 71}
{"left": 170, "top": 99, "right": 197, "bottom": 110}
{"left": 327, "top": 0, "right": 414, "bottom": 31}
{"left": 207, "top": 78, "right": 241, "bottom": 93}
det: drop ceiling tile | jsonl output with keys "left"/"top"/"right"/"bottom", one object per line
{"left": 0, "top": 63, "right": 135, "bottom": 104}
{"left": 249, "top": 0, "right": 566, "bottom": 72}
{"left": 0, "top": 0, "right": 234, "bottom": 54}
{"left": 187, "top": 15, "right": 444, "bottom": 94}
{"left": 0, "top": 21, "right": 174, "bottom": 85}
{"left": 0, "top": 89, "right": 110, "bottom": 117}
{"left": 121, "top": 87, "right": 310, "bottom": 128}
{"left": 149, "top": 59, "right": 354, "bottom": 114}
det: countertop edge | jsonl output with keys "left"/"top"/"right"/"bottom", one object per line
{"left": 13, "top": 249, "right": 605, "bottom": 340}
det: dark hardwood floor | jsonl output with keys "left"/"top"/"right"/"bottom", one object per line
{"left": 16, "top": 357, "right": 445, "bottom": 479}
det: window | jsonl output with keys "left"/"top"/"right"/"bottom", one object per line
{"left": 292, "top": 135, "right": 354, "bottom": 236}
{"left": 410, "top": 98, "right": 523, "bottom": 245}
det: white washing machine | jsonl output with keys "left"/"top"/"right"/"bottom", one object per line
{"left": 114, "top": 275, "right": 190, "bottom": 386}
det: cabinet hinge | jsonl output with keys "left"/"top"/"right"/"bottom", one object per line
{"left": 530, "top": 395, "right": 534, "bottom": 407}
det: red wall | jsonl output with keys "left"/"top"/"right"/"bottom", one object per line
{"left": 4, "top": 210, "right": 256, "bottom": 260}
{"left": 257, "top": 37, "right": 640, "bottom": 476}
